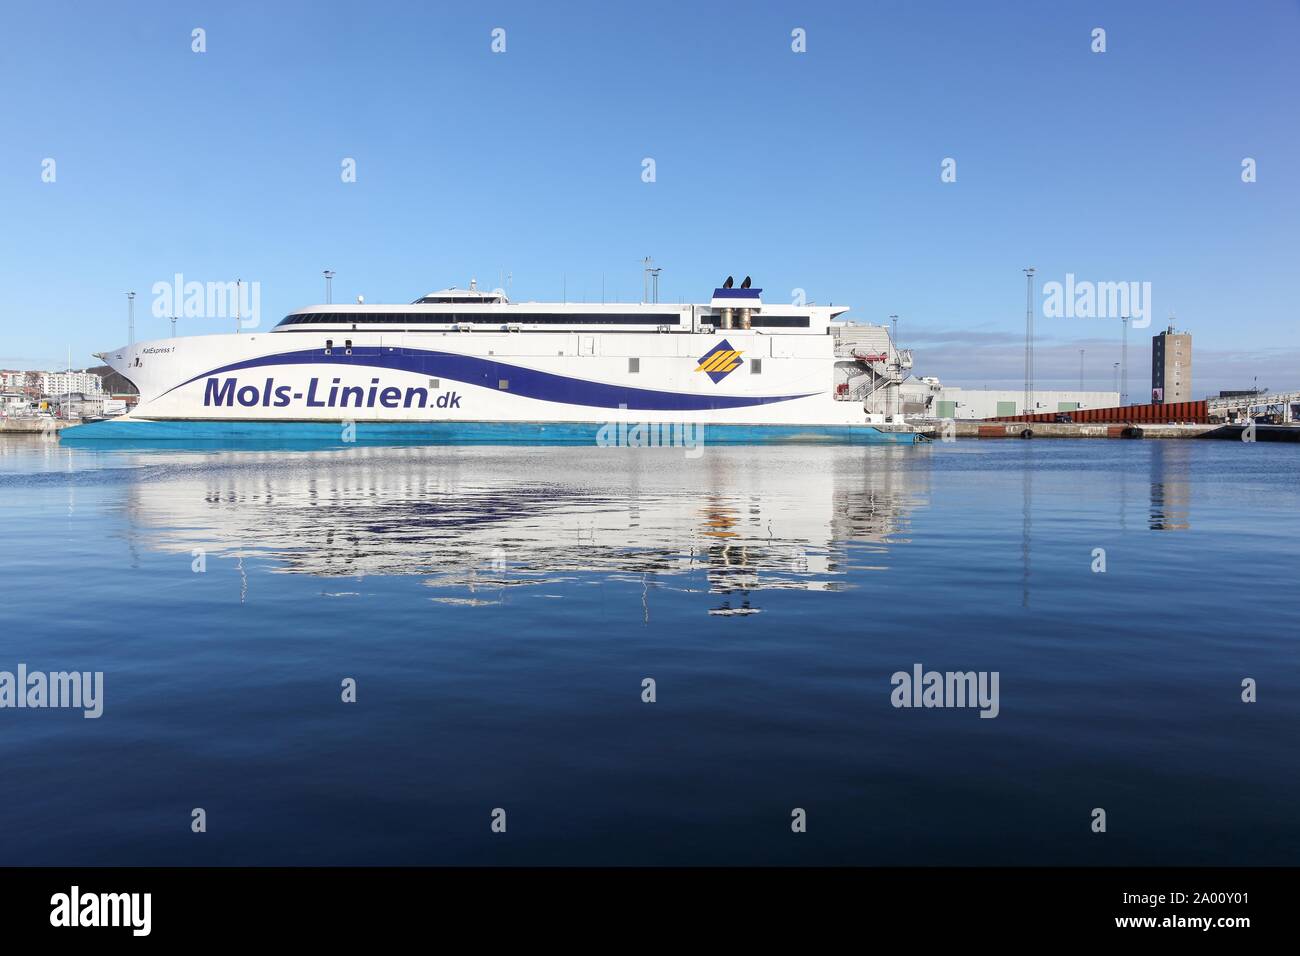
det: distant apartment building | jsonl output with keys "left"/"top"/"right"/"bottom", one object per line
{"left": 39, "top": 370, "right": 104, "bottom": 396}
{"left": 1151, "top": 325, "right": 1192, "bottom": 404}
{"left": 2, "top": 370, "right": 45, "bottom": 395}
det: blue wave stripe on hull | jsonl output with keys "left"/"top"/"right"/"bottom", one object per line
{"left": 163, "top": 347, "right": 818, "bottom": 411}
{"left": 59, "top": 419, "right": 919, "bottom": 447}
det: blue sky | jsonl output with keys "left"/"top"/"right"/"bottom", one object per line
{"left": 1, "top": 0, "right": 1296, "bottom": 394}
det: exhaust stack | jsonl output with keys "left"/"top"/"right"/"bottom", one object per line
{"left": 710, "top": 276, "right": 761, "bottom": 331}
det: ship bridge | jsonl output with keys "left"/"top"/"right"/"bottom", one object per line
{"left": 414, "top": 282, "right": 508, "bottom": 305}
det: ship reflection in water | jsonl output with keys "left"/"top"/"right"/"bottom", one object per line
{"left": 119, "top": 445, "right": 931, "bottom": 610}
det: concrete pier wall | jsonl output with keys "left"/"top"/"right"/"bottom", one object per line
{"left": 0, "top": 419, "right": 69, "bottom": 434}
{"left": 932, "top": 422, "right": 1220, "bottom": 440}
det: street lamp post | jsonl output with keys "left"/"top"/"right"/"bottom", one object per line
{"left": 126, "top": 291, "right": 136, "bottom": 345}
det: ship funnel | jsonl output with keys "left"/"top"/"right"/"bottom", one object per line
{"left": 709, "top": 278, "right": 762, "bottom": 330}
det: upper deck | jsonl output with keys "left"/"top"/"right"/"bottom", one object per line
{"left": 272, "top": 285, "right": 848, "bottom": 335}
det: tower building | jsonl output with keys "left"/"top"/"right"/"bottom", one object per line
{"left": 1151, "top": 324, "right": 1192, "bottom": 404}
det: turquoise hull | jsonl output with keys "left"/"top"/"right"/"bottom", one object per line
{"left": 59, "top": 418, "right": 921, "bottom": 447}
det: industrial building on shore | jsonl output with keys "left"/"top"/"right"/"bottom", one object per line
{"left": 899, "top": 322, "right": 1194, "bottom": 421}
{"left": 899, "top": 376, "right": 1120, "bottom": 420}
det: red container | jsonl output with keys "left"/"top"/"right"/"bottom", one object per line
{"left": 981, "top": 400, "right": 1206, "bottom": 425}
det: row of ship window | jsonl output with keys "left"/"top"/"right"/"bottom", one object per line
{"left": 277, "top": 312, "right": 811, "bottom": 328}
{"left": 318, "top": 342, "right": 765, "bottom": 375}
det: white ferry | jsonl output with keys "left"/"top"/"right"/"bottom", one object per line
{"left": 61, "top": 279, "right": 920, "bottom": 444}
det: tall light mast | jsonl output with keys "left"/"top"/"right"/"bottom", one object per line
{"left": 1121, "top": 315, "right": 1130, "bottom": 405}
{"left": 1023, "top": 268, "right": 1035, "bottom": 415}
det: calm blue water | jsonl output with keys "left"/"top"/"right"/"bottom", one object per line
{"left": 0, "top": 436, "right": 1296, "bottom": 865}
